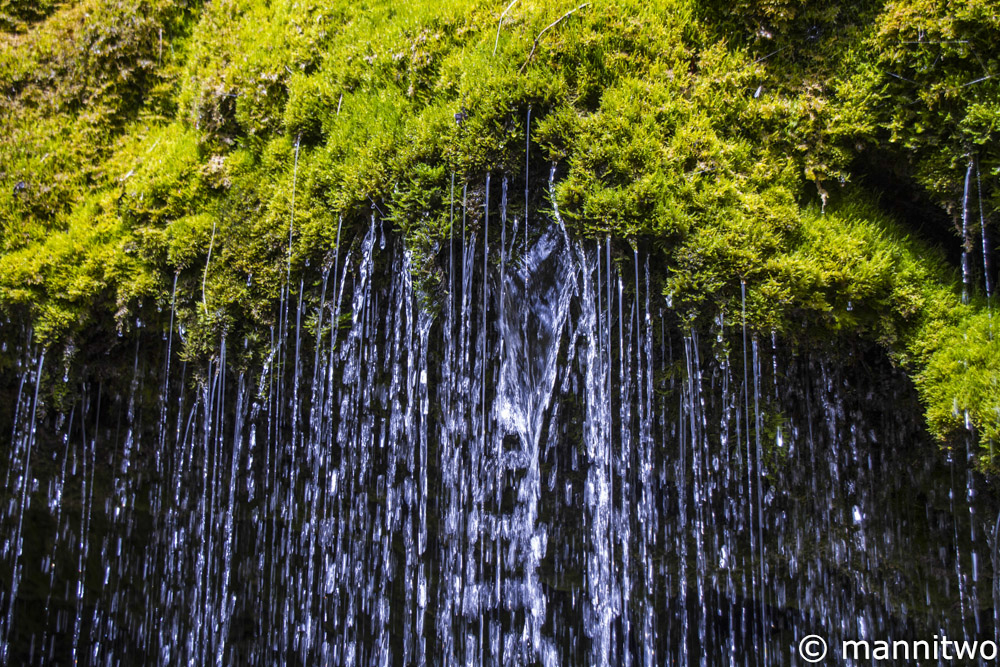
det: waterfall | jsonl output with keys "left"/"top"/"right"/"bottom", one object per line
{"left": 976, "top": 159, "right": 993, "bottom": 300}
{"left": 0, "top": 186, "right": 996, "bottom": 665}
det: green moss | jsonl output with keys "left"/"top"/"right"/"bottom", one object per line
{"left": 0, "top": 0, "right": 65, "bottom": 33}
{"left": 920, "top": 311, "right": 1000, "bottom": 465}
{"left": 0, "top": 0, "right": 998, "bottom": 468}
{"left": 871, "top": 0, "right": 1000, "bottom": 226}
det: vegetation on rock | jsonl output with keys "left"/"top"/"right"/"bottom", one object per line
{"left": 0, "top": 0, "right": 997, "bottom": 467}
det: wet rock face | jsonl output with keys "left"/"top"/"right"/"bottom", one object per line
{"left": 0, "top": 223, "right": 996, "bottom": 665}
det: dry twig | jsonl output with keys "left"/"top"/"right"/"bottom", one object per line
{"left": 493, "top": 0, "right": 520, "bottom": 57}
{"left": 519, "top": 3, "right": 590, "bottom": 73}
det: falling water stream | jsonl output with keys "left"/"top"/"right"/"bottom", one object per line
{"left": 0, "top": 176, "right": 997, "bottom": 665}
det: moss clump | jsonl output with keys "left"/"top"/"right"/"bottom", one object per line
{"left": 0, "top": 0, "right": 64, "bottom": 33}
{"left": 872, "top": 0, "right": 1000, "bottom": 213}
{"left": 0, "top": 0, "right": 998, "bottom": 466}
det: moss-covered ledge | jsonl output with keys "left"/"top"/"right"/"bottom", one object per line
{"left": 0, "top": 0, "right": 997, "bottom": 467}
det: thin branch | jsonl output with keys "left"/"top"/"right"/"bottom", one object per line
{"left": 885, "top": 70, "right": 918, "bottom": 84}
{"left": 369, "top": 198, "right": 386, "bottom": 217}
{"left": 203, "top": 219, "right": 216, "bottom": 314}
{"left": 752, "top": 46, "right": 787, "bottom": 66}
{"left": 740, "top": 46, "right": 787, "bottom": 73}
{"left": 961, "top": 74, "right": 994, "bottom": 88}
{"left": 969, "top": 45, "right": 989, "bottom": 75}
{"left": 493, "top": 0, "right": 520, "bottom": 57}
{"left": 520, "top": 3, "right": 590, "bottom": 73}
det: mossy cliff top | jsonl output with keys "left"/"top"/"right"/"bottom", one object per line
{"left": 0, "top": 0, "right": 998, "bottom": 467}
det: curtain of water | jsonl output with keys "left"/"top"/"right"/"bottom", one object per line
{"left": 0, "top": 188, "right": 996, "bottom": 666}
